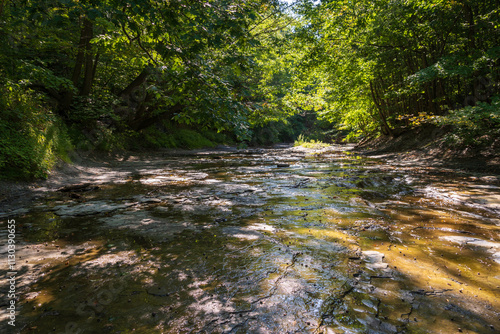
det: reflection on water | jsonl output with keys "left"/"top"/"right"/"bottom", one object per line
{"left": 1, "top": 145, "right": 499, "bottom": 333}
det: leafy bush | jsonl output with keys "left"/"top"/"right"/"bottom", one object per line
{"left": 294, "top": 134, "right": 330, "bottom": 148}
{"left": 249, "top": 114, "right": 310, "bottom": 146}
{"left": 433, "top": 95, "right": 500, "bottom": 147}
{"left": 139, "top": 123, "right": 225, "bottom": 150}
{"left": 0, "top": 82, "right": 73, "bottom": 179}
{"left": 250, "top": 123, "right": 282, "bottom": 146}
{"left": 140, "top": 126, "right": 178, "bottom": 149}
{"left": 69, "top": 93, "right": 119, "bottom": 123}
{"left": 200, "top": 129, "right": 232, "bottom": 145}
{"left": 173, "top": 129, "right": 215, "bottom": 149}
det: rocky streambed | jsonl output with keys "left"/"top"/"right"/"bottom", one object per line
{"left": 1, "top": 144, "right": 499, "bottom": 333}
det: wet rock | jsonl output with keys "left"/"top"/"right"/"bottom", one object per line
{"left": 52, "top": 201, "right": 135, "bottom": 216}
{"left": 357, "top": 314, "right": 381, "bottom": 329}
{"left": 222, "top": 226, "right": 263, "bottom": 240}
{"left": 356, "top": 180, "right": 366, "bottom": 188}
{"left": 479, "top": 176, "right": 499, "bottom": 184}
{"left": 246, "top": 223, "right": 276, "bottom": 233}
{"left": 146, "top": 286, "right": 171, "bottom": 297}
{"left": 57, "top": 183, "right": 99, "bottom": 192}
{"left": 7, "top": 145, "right": 500, "bottom": 334}
{"left": 300, "top": 238, "right": 345, "bottom": 253}
{"left": 0, "top": 207, "right": 29, "bottom": 218}
{"left": 411, "top": 289, "right": 451, "bottom": 296}
{"left": 99, "top": 212, "right": 196, "bottom": 237}
{"left": 304, "top": 222, "right": 326, "bottom": 228}
{"left": 362, "top": 251, "right": 388, "bottom": 270}
{"left": 184, "top": 172, "right": 210, "bottom": 180}
{"left": 440, "top": 236, "right": 500, "bottom": 249}
{"left": 360, "top": 190, "right": 389, "bottom": 200}
{"left": 139, "top": 175, "right": 182, "bottom": 185}
{"left": 361, "top": 298, "right": 377, "bottom": 310}
{"left": 440, "top": 236, "right": 500, "bottom": 263}
{"left": 220, "top": 184, "right": 261, "bottom": 194}
{"left": 334, "top": 180, "right": 357, "bottom": 189}
{"left": 41, "top": 310, "right": 60, "bottom": 317}
{"left": 25, "top": 292, "right": 40, "bottom": 300}
{"left": 133, "top": 196, "right": 162, "bottom": 204}
{"left": 379, "top": 321, "right": 398, "bottom": 333}
{"left": 492, "top": 252, "right": 500, "bottom": 264}
{"left": 421, "top": 186, "right": 500, "bottom": 212}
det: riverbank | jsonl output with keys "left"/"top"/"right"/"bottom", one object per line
{"left": 355, "top": 125, "right": 500, "bottom": 176}
{"left": 0, "top": 146, "right": 240, "bottom": 214}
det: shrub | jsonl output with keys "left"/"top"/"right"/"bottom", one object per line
{"left": 294, "top": 134, "right": 330, "bottom": 148}
{"left": 173, "top": 129, "right": 215, "bottom": 149}
{"left": 0, "top": 82, "right": 73, "bottom": 179}
{"left": 141, "top": 126, "right": 178, "bottom": 149}
{"left": 433, "top": 95, "right": 500, "bottom": 147}
{"left": 200, "top": 129, "right": 232, "bottom": 145}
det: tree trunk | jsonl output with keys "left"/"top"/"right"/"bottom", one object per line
{"left": 464, "top": 4, "right": 476, "bottom": 51}
{"left": 119, "top": 67, "right": 152, "bottom": 98}
{"left": 81, "top": 20, "right": 95, "bottom": 96}
{"left": 129, "top": 102, "right": 183, "bottom": 131}
{"left": 113, "top": 67, "right": 153, "bottom": 129}
{"left": 60, "top": 17, "right": 93, "bottom": 113}
{"left": 91, "top": 53, "right": 100, "bottom": 85}
{"left": 370, "top": 81, "right": 392, "bottom": 136}
{"left": 72, "top": 18, "right": 93, "bottom": 87}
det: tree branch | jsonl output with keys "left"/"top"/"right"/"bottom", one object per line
{"left": 121, "top": 21, "right": 158, "bottom": 65}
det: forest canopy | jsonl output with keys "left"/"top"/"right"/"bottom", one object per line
{"left": 296, "top": 0, "right": 500, "bottom": 143}
{"left": 0, "top": 0, "right": 499, "bottom": 178}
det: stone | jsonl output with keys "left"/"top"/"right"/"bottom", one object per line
{"left": 52, "top": 201, "right": 135, "bottom": 216}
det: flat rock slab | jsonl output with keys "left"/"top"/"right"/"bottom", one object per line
{"left": 422, "top": 186, "right": 500, "bottom": 213}
{"left": 440, "top": 236, "right": 500, "bottom": 249}
{"left": 133, "top": 196, "right": 163, "bottom": 204}
{"left": 362, "top": 250, "right": 388, "bottom": 270}
{"left": 0, "top": 208, "right": 29, "bottom": 218}
{"left": 222, "top": 226, "right": 264, "bottom": 240}
{"left": 56, "top": 183, "right": 99, "bottom": 192}
{"left": 441, "top": 236, "right": 500, "bottom": 264}
{"left": 52, "top": 201, "right": 136, "bottom": 216}
{"left": 98, "top": 211, "right": 197, "bottom": 238}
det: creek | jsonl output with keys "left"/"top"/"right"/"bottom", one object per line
{"left": 1, "top": 145, "right": 499, "bottom": 333}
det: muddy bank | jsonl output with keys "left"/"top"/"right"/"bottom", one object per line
{"left": 356, "top": 126, "right": 500, "bottom": 175}
{"left": 0, "top": 146, "right": 240, "bottom": 214}
{"left": 1, "top": 144, "right": 499, "bottom": 333}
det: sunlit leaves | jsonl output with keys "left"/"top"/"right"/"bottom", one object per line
{"left": 293, "top": 0, "right": 500, "bottom": 139}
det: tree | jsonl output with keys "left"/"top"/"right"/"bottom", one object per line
{"left": 295, "top": 0, "right": 500, "bottom": 140}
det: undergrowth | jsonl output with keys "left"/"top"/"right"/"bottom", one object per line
{"left": 0, "top": 82, "right": 73, "bottom": 179}
{"left": 294, "top": 134, "right": 330, "bottom": 148}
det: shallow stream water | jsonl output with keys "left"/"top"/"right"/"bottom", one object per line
{"left": 1, "top": 145, "right": 499, "bottom": 333}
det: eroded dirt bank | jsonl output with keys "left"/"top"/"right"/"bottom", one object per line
{"left": 355, "top": 125, "right": 500, "bottom": 175}
{"left": 1, "top": 144, "right": 499, "bottom": 333}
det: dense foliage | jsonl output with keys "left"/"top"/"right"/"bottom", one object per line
{"left": 0, "top": 0, "right": 300, "bottom": 178}
{"left": 1, "top": 0, "right": 499, "bottom": 179}
{"left": 295, "top": 0, "right": 500, "bottom": 142}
